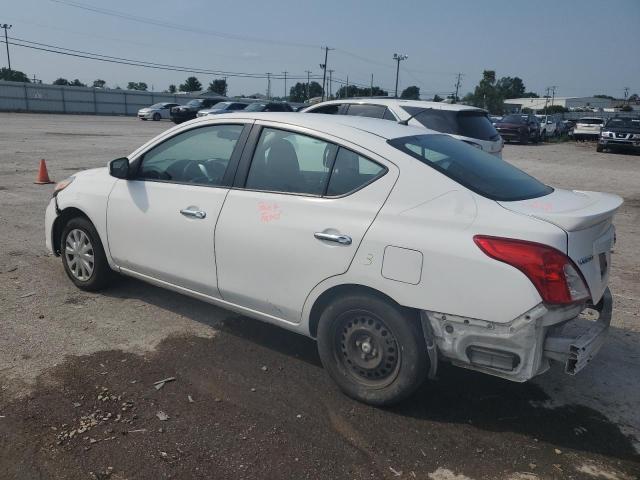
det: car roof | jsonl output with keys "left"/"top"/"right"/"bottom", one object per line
{"left": 195, "top": 112, "right": 433, "bottom": 140}
{"left": 305, "top": 98, "right": 486, "bottom": 114}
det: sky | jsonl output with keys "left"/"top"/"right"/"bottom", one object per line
{"left": 2, "top": 0, "right": 639, "bottom": 98}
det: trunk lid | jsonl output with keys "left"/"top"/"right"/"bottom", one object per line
{"left": 499, "top": 189, "right": 623, "bottom": 303}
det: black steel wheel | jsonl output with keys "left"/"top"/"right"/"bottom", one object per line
{"left": 317, "top": 292, "right": 428, "bottom": 406}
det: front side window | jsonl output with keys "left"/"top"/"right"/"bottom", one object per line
{"left": 138, "top": 124, "right": 244, "bottom": 186}
{"left": 346, "top": 104, "right": 387, "bottom": 119}
{"left": 326, "top": 148, "right": 386, "bottom": 196}
{"left": 388, "top": 134, "right": 553, "bottom": 201}
{"left": 245, "top": 128, "right": 337, "bottom": 195}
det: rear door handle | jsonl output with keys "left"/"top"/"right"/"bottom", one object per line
{"left": 314, "top": 232, "right": 352, "bottom": 245}
{"left": 180, "top": 207, "right": 206, "bottom": 219}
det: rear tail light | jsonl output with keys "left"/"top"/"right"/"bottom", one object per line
{"left": 474, "top": 235, "right": 590, "bottom": 305}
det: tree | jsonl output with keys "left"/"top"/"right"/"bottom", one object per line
{"left": 70, "top": 79, "right": 87, "bottom": 87}
{"left": 0, "top": 68, "right": 30, "bottom": 82}
{"left": 92, "top": 79, "right": 106, "bottom": 88}
{"left": 289, "top": 81, "right": 323, "bottom": 102}
{"left": 53, "top": 78, "right": 70, "bottom": 86}
{"left": 168, "top": 84, "right": 177, "bottom": 93}
{"left": 179, "top": 76, "right": 202, "bottom": 92}
{"left": 432, "top": 94, "right": 443, "bottom": 102}
{"left": 495, "top": 76, "right": 526, "bottom": 99}
{"left": 333, "top": 84, "right": 388, "bottom": 100}
{"left": 544, "top": 105, "right": 568, "bottom": 114}
{"left": 127, "top": 82, "right": 148, "bottom": 91}
{"left": 465, "top": 70, "right": 503, "bottom": 113}
{"left": 593, "top": 94, "right": 616, "bottom": 100}
{"left": 400, "top": 86, "right": 420, "bottom": 100}
{"left": 208, "top": 78, "right": 228, "bottom": 96}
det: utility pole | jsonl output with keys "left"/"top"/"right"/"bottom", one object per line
{"left": 320, "top": 46, "right": 333, "bottom": 101}
{"left": 624, "top": 87, "right": 629, "bottom": 105}
{"left": 454, "top": 73, "right": 463, "bottom": 103}
{"left": 370, "top": 74, "right": 374, "bottom": 97}
{"left": 393, "top": 53, "right": 408, "bottom": 98}
{"left": 345, "top": 75, "right": 349, "bottom": 98}
{"left": 266, "top": 73, "right": 271, "bottom": 100}
{"left": 282, "top": 71, "right": 288, "bottom": 101}
{"left": 543, "top": 87, "right": 551, "bottom": 115}
{"left": 305, "top": 70, "right": 311, "bottom": 101}
{"left": 223, "top": 76, "right": 228, "bottom": 96}
{"left": 1, "top": 24, "right": 12, "bottom": 72}
{"left": 328, "top": 69, "right": 334, "bottom": 99}
{"left": 550, "top": 85, "right": 557, "bottom": 108}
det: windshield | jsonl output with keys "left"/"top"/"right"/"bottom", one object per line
{"left": 388, "top": 134, "right": 553, "bottom": 201}
{"left": 211, "top": 102, "right": 232, "bottom": 110}
{"left": 149, "top": 103, "right": 165, "bottom": 109}
{"left": 501, "top": 114, "right": 526, "bottom": 124}
{"left": 401, "top": 107, "right": 499, "bottom": 141}
{"left": 244, "top": 103, "right": 267, "bottom": 111}
{"left": 605, "top": 117, "right": 640, "bottom": 129}
{"left": 186, "top": 99, "right": 204, "bottom": 107}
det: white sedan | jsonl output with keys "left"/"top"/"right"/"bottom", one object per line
{"left": 137, "top": 102, "right": 179, "bottom": 121}
{"left": 45, "top": 113, "right": 621, "bottom": 405}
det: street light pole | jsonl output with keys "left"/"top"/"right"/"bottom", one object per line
{"left": 1, "top": 24, "right": 12, "bottom": 72}
{"left": 305, "top": 70, "right": 311, "bottom": 101}
{"left": 393, "top": 53, "right": 408, "bottom": 98}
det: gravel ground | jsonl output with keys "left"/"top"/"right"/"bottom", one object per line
{"left": 0, "top": 113, "right": 638, "bottom": 480}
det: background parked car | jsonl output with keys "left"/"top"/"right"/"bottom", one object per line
{"left": 243, "top": 102, "right": 294, "bottom": 112}
{"left": 489, "top": 115, "right": 502, "bottom": 126}
{"left": 572, "top": 117, "right": 604, "bottom": 141}
{"left": 196, "top": 102, "right": 249, "bottom": 117}
{"left": 137, "top": 102, "right": 179, "bottom": 121}
{"left": 597, "top": 117, "right": 640, "bottom": 153}
{"left": 302, "top": 99, "right": 503, "bottom": 157}
{"left": 535, "top": 115, "right": 558, "bottom": 139}
{"left": 494, "top": 114, "right": 541, "bottom": 144}
{"left": 170, "top": 97, "right": 226, "bottom": 124}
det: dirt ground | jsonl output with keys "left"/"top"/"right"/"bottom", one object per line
{"left": 0, "top": 113, "right": 639, "bottom": 480}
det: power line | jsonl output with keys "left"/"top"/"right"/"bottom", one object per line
{"left": 50, "top": 0, "right": 321, "bottom": 49}
{"left": 2, "top": 36, "right": 323, "bottom": 80}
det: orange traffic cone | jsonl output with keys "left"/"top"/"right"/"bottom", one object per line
{"left": 35, "top": 159, "right": 54, "bottom": 185}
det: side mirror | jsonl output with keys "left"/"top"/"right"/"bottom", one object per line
{"left": 109, "top": 157, "right": 130, "bottom": 179}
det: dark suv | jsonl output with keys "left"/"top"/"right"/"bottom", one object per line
{"left": 170, "top": 97, "right": 226, "bottom": 124}
{"left": 243, "top": 102, "right": 294, "bottom": 112}
{"left": 495, "top": 114, "right": 541, "bottom": 144}
{"left": 597, "top": 117, "right": 640, "bottom": 154}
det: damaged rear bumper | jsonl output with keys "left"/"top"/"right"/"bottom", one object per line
{"left": 543, "top": 289, "right": 612, "bottom": 375}
{"left": 423, "top": 288, "right": 612, "bottom": 382}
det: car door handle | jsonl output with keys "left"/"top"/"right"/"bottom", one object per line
{"left": 180, "top": 207, "right": 206, "bottom": 219}
{"left": 314, "top": 232, "right": 352, "bottom": 245}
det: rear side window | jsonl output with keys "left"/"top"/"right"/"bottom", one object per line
{"left": 403, "top": 107, "right": 499, "bottom": 141}
{"left": 309, "top": 104, "right": 342, "bottom": 114}
{"left": 346, "top": 104, "right": 386, "bottom": 119}
{"left": 388, "top": 134, "right": 553, "bottom": 201}
{"left": 326, "top": 148, "right": 386, "bottom": 196}
{"left": 246, "top": 128, "right": 337, "bottom": 195}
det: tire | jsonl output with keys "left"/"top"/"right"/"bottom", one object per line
{"left": 540, "top": 131, "right": 546, "bottom": 143}
{"left": 317, "top": 292, "right": 428, "bottom": 406}
{"left": 61, "top": 217, "right": 114, "bottom": 291}
{"left": 153, "top": 113, "right": 161, "bottom": 121}
{"left": 596, "top": 143, "right": 604, "bottom": 152}
{"left": 140, "top": 118, "right": 147, "bottom": 121}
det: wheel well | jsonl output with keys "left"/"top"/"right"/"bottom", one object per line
{"left": 52, "top": 207, "right": 91, "bottom": 255}
{"left": 308, "top": 284, "right": 415, "bottom": 338}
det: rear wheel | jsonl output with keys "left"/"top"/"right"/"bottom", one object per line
{"left": 61, "top": 217, "right": 114, "bottom": 291}
{"left": 596, "top": 143, "right": 604, "bottom": 152}
{"left": 153, "top": 112, "right": 161, "bottom": 121}
{"left": 317, "top": 292, "right": 428, "bottom": 406}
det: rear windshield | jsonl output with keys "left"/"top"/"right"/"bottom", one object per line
{"left": 402, "top": 107, "right": 499, "bottom": 141}
{"left": 577, "top": 118, "right": 604, "bottom": 125}
{"left": 388, "top": 134, "right": 553, "bottom": 201}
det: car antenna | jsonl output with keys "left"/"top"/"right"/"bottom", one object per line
{"left": 398, "top": 107, "right": 432, "bottom": 126}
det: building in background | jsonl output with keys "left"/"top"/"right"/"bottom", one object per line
{"left": 504, "top": 96, "right": 614, "bottom": 113}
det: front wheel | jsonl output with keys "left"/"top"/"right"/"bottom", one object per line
{"left": 61, "top": 217, "right": 114, "bottom": 291}
{"left": 317, "top": 293, "right": 428, "bottom": 406}
{"left": 153, "top": 112, "right": 161, "bottom": 121}
{"left": 596, "top": 143, "right": 604, "bottom": 152}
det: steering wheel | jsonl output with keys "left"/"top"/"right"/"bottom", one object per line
{"left": 182, "top": 161, "right": 211, "bottom": 184}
